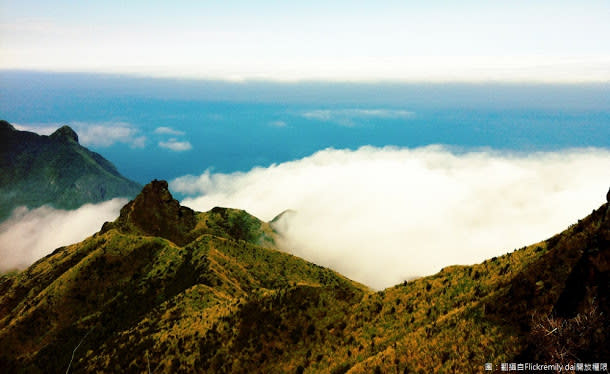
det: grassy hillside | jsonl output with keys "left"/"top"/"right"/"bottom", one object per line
{"left": 0, "top": 181, "right": 367, "bottom": 373}
{"left": 335, "top": 200, "right": 609, "bottom": 373}
{"left": 0, "top": 120, "right": 141, "bottom": 221}
{"left": 0, "top": 180, "right": 607, "bottom": 373}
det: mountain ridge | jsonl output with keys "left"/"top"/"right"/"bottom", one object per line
{"left": 0, "top": 181, "right": 607, "bottom": 373}
{"left": 0, "top": 120, "right": 142, "bottom": 221}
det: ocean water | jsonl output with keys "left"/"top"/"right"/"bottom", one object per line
{"left": 1, "top": 71, "right": 609, "bottom": 185}
{"left": 2, "top": 71, "right": 610, "bottom": 284}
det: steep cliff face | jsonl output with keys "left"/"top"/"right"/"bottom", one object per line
{"left": 107, "top": 179, "right": 198, "bottom": 246}
{"left": 0, "top": 120, "right": 141, "bottom": 221}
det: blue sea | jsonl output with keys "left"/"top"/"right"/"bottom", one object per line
{"left": 1, "top": 71, "right": 609, "bottom": 186}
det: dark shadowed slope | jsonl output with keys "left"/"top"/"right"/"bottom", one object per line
{"left": 0, "top": 181, "right": 607, "bottom": 373}
{"left": 0, "top": 120, "right": 141, "bottom": 221}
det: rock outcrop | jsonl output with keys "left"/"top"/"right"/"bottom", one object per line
{"left": 109, "top": 180, "right": 197, "bottom": 245}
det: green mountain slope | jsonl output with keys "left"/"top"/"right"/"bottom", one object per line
{"left": 0, "top": 180, "right": 607, "bottom": 373}
{"left": 0, "top": 120, "right": 141, "bottom": 221}
{"left": 0, "top": 180, "right": 367, "bottom": 373}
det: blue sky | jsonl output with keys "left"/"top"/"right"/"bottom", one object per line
{"left": 1, "top": 1, "right": 609, "bottom": 81}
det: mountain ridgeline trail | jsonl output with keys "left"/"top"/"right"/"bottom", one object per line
{"left": 0, "top": 120, "right": 141, "bottom": 222}
{"left": 0, "top": 181, "right": 608, "bottom": 373}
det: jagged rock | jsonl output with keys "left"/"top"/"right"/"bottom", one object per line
{"left": 112, "top": 179, "right": 197, "bottom": 245}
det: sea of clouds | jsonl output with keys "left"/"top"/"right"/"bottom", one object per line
{"left": 0, "top": 199, "right": 127, "bottom": 271}
{"left": 1, "top": 146, "right": 609, "bottom": 289}
{"left": 172, "top": 146, "right": 610, "bottom": 289}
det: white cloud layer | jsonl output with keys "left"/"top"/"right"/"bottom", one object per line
{"left": 172, "top": 146, "right": 610, "bottom": 289}
{"left": 0, "top": 199, "right": 127, "bottom": 272}
{"left": 158, "top": 138, "right": 193, "bottom": 151}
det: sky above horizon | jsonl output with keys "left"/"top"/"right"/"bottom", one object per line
{"left": 1, "top": 1, "right": 609, "bottom": 82}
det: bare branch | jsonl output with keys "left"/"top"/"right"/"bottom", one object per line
{"left": 66, "top": 327, "right": 94, "bottom": 374}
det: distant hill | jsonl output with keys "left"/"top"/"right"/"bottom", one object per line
{"left": 0, "top": 180, "right": 607, "bottom": 373}
{"left": 0, "top": 120, "right": 141, "bottom": 221}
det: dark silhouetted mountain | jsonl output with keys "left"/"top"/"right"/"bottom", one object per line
{"left": 0, "top": 120, "right": 141, "bottom": 221}
{"left": 0, "top": 180, "right": 607, "bottom": 373}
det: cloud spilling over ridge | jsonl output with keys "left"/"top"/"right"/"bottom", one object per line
{"left": 172, "top": 146, "right": 610, "bottom": 289}
{"left": 72, "top": 122, "right": 146, "bottom": 148}
{"left": 13, "top": 123, "right": 57, "bottom": 135}
{"left": 14, "top": 122, "right": 146, "bottom": 148}
{"left": 0, "top": 199, "right": 126, "bottom": 272}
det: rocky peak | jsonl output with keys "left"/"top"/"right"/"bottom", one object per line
{"left": 50, "top": 125, "right": 79, "bottom": 143}
{"left": 109, "top": 180, "right": 197, "bottom": 245}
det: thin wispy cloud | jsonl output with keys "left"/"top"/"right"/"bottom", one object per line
{"left": 154, "top": 126, "right": 192, "bottom": 151}
{"left": 131, "top": 136, "right": 147, "bottom": 148}
{"left": 172, "top": 146, "right": 610, "bottom": 289}
{"left": 301, "top": 108, "right": 415, "bottom": 126}
{"left": 158, "top": 138, "right": 192, "bottom": 151}
{"left": 0, "top": 199, "right": 126, "bottom": 271}
{"left": 154, "top": 126, "right": 185, "bottom": 136}
{"left": 269, "top": 120, "right": 287, "bottom": 127}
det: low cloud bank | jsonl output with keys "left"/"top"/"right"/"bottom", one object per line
{"left": 0, "top": 199, "right": 126, "bottom": 272}
{"left": 172, "top": 146, "right": 610, "bottom": 289}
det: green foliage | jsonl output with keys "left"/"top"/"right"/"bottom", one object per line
{"left": 196, "top": 207, "right": 277, "bottom": 247}
{"left": 1, "top": 180, "right": 609, "bottom": 373}
{"left": 0, "top": 120, "right": 141, "bottom": 221}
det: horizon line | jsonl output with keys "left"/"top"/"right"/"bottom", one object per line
{"left": 2, "top": 68, "right": 610, "bottom": 86}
